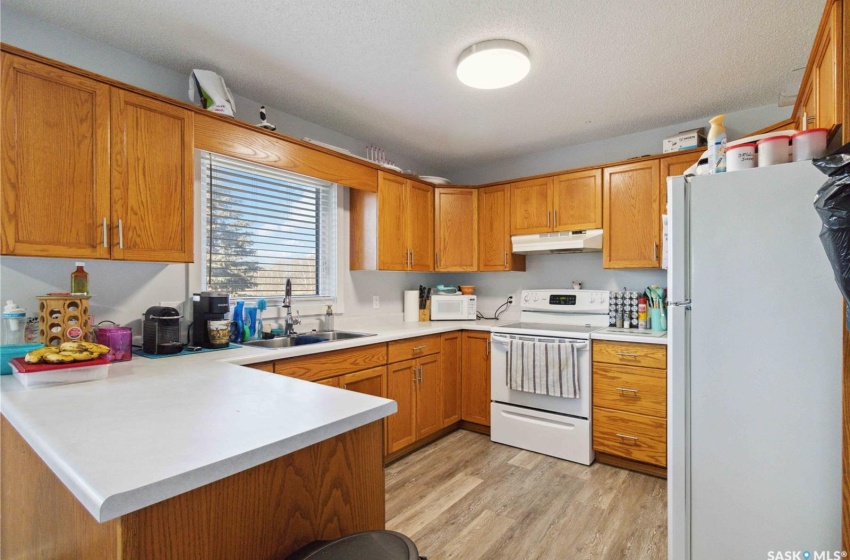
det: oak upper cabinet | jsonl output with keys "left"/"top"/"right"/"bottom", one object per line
{"left": 111, "top": 88, "right": 193, "bottom": 262}
{"left": 1, "top": 53, "right": 111, "bottom": 259}
{"left": 440, "top": 332, "right": 462, "bottom": 427}
{"left": 659, "top": 151, "right": 699, "bottom": 252}
{"left": 603, "top": 160, "right": 661, "bottom": 269}
{"left": 478, "top": 185, "right": 525, "bottom": 272}
{"left": 552, "top": 169, "right": 602, "bottom": 231}
{"left": 365, "top": 172, "right": 433, "bottom": 271}
{"left": 461, "top": 331, "right": 491, "bottom": 427}
{"left": 796, "top": 0, "right": 842, "bottom": 131}
{"left": 510, "top": 177, "right": 553, "bottom": 234}
{"left": 376, "top": 173, "right": 408, "bottom": 270}
{"left": 1, "top": 52, "right": 194, "bottom": 262}
{"left": 435, "top": 187, "right": 477, "bottom": 271}
{"left": 406, "top": 180, "right": 434, "bottom": 272}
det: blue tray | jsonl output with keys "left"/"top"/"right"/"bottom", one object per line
{"left": 0, "top": 343, "right": 43, "bottom": 374}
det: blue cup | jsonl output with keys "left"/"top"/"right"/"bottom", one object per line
{"left": 650, "top": 308, "right": 666, "bottom": 332}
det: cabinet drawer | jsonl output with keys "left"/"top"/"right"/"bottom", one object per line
{"left": 387, "top": 335, "right": 440, "bottom": 363}
{"left": 593, "top": 363, "right": 666, "bottom": 418}
{"left": 593, "top": 407, "right": 666, "bottom": 467}
{"left": 274, "top": 343, "right": 387, "bottom": 382}
{"left": 592, "top": 340, "right": 667, "bottom": 369}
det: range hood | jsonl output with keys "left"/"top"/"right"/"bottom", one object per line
{"left": 511, "top": 229, "right": 603, "bottom": 255}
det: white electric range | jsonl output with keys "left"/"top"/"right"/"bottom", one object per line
{"left": 490, "top": 289, "right": 609, "bottom": 465}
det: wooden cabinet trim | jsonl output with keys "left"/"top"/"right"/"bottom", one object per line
{"left": 387, "top": 335, "right": 441, "bottom": 363}
{"left": 274, "top": 343, "right": 387, "bottom": 382}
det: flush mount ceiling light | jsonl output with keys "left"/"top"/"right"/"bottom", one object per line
{"left": 456, "top": 39, "right": 530, "bottom": 90}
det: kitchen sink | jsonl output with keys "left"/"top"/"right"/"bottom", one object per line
{"left": 310, "top": 331, "right": 377, "bottom": 341}
{"left": 241, "top": 331, "right": 375, "bottom": 349}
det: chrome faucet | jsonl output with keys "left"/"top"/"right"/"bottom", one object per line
{"left": 282, "top": 278, "right": 300, "bottom": 336}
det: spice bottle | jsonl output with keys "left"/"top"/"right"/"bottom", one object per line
{"left": 71, "top": 262, "right": 89, "bottom": 295}
{"left": 638, "top": 297, "right": 648, "bottom": 329}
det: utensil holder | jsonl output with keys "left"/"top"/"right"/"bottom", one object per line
{"left": 419, "top": 301, "right": 431, "bottom": 322}
{"left": 650, "top": 308, "right": 667, "bottom": 332}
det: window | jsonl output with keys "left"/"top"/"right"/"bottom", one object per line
{"left": 200, "top": 152, "right": 337, "bottom": 299}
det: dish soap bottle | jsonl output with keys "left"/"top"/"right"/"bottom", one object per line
{"left": 707, "top": 115, "right": 727, "bottom": 174}
{"left": 71, "top": 262, "right": 89, "bottom": 294}
{"left": 325, "top": 305, "right": 335, "bottom": 332}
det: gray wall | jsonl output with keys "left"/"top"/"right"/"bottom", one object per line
{"left": 449, "top": 104, "right": 792, "bottom": 185}
{"left": 0, "top": 7, "right": 790, "bottom": 332}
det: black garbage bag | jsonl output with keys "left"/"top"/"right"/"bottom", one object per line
{"left": 814, "top": 142, "right": 850, "bottom": 306}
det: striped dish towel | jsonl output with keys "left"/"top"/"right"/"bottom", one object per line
{"left": 507, "top": 339, "right": 579, "bottom": 398}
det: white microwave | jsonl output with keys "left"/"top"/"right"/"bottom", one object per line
{"left": 430, "top": 295, "right": 477, "bottom": 321}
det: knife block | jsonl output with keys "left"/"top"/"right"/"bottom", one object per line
{"left": 419, "top": 301, "right": 430, "bottom": 322}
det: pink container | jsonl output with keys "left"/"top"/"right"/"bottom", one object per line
{"left": 96, "top": 326, "right": 133, "bottom": 362}
{"left": 757, "top": 136, "right": 791, "bottom": 167}
{"left": 791, "top": 128, "right": 828, "bottom": 161}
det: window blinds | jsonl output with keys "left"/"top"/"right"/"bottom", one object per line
{"left": 201, "top": 152, "right": 337, "bottom": 299}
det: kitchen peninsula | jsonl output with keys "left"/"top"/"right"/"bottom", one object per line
{"left": 0, "top": 352, "right": 396, "bottom": 559}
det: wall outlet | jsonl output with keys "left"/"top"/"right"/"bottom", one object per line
{"left": 507, "top": 296, "right": 514, "bottom": 305}
{"left": 372, "top": 296, "right": 380, "bottom": 309}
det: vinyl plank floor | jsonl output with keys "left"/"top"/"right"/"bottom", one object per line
{"left": 385, "top": 430, "right": 667, "bottom": 560}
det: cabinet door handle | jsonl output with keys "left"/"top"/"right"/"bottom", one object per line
{"left": 118, "top": 219, "right": 124, "bottom": 249}
{"left": 615, "top": 352, "right": 638, "bottom": 358}
{"left": 653, "top": 242, "right": 658, "bottom": 262}
{"left": 616, "top": 387, "right": 639, "bottom": 395}
{"left": 547, "top": 211, "right": 550, "bottom": 227}
{"left": 102, "top": 217, "right": 108, "bottom": 248}
{"left": 436, "top": 252, "right": 440, "bottom": 269}
{"left": 616, "top": 433, "right": 639, "bottom": 442}
{"left": 504, "top": 252, "right": 508, "bottom": 268}
{"left": 486, "top": 339, "right": 491, "bottom": 358}
{"left": 412, "top": 345, "right": 426, "bottom": 352}
{"left": 553, "top": 210, "right": 558, "bottom": 226}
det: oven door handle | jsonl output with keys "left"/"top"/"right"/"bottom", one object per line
{"left": 491, "top": 334, "right": 512, "bottom": 346}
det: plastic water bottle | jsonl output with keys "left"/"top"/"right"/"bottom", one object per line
{"left": 2, "top": 301, "right": 26, "bottom": 345}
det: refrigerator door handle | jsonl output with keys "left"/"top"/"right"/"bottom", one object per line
{"left": 669, "top": 300, "right": 692, "bottom": 310}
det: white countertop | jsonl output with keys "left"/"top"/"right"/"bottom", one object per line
{"left": 0, "top": 318, "right": 495, "bottom": 523}
{"left": 0, "top": 317, "right": 664, "bottom": 523}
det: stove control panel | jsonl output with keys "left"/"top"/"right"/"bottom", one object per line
{"left": 520, "top": 290, "right": 609, "bottom": 312}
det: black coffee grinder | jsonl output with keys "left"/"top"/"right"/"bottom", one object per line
{"left": 192, "top": 292, "right": 231, "bottom": 349}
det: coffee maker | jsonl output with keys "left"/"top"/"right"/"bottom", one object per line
{"left": 192, "top": 292, "right": 230, "bottom": 349}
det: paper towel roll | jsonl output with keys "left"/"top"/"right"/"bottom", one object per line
{"left": 404, "top": 290, "right": 420, "bottom": 322}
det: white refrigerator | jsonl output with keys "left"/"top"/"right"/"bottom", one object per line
{"left": 666, "top": 161, "right": 844, "bottom": 559}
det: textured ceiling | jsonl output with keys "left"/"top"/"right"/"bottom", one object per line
{"left": 7, "top": 0, "right": 823, "bottom": 171}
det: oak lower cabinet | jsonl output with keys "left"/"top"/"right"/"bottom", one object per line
{"left": 351, "top": 172, "right": 434, "bottom": 271}
{"left": 386, "top": 353, "right": 441, "bottom": 454}
{"left": 592, "top": 340, "right": 667, "bottom": 477}
{"left": 435, "top": 187, "right": 477, "bottom": 271}
{"left": 602, "top": 160, "right": 661, "bottom": 269}
{"left": 0, "top": 51, "right": 194, "bottom": 262}
{"left": 440, "top": 331, "right": 462, "bottom": 426}
{"left": 478, "top": 185, "right": 525, "bottom": 272}
{"left": 340, "top": 366, "right": 386, "bottom": 398}
{"left": 461, "top": 331, "right": 491, "bottom": 427}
